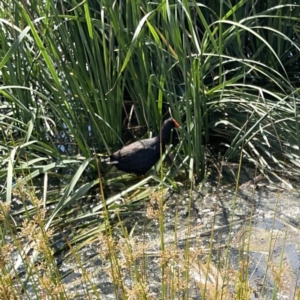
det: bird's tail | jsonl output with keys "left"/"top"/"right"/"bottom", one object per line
{"left": 100, "top": 157, "right": 119, "bottom": 165}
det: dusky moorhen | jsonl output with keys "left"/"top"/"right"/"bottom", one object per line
{"left": 102, "top": 118, "right": 180, "bottom": 176}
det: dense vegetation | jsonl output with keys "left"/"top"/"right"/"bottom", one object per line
{"left": 1, "top": 0, "right": 300, "bottom": 298}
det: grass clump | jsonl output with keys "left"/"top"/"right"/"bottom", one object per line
{"left": 1, "top": 0, "right": 300, "bottom": 299}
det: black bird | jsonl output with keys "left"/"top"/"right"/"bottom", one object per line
{"left": 102, "top": 118, "right": 180, "bottom": 176}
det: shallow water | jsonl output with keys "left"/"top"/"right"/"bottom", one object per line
{"left": 24, "top": 166, "right": 300, "bottom": 299}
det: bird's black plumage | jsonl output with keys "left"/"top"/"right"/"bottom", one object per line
{"left": 103, "top": 118, "right": 180, "bottom": 175}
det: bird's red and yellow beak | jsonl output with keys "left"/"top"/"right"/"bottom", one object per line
{"left": 173, "top": 119, "right": 180, "bottom": 128}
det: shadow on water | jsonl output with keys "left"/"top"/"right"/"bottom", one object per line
{"left": 24, "top": 164, "right": 300, "bottom": 299}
